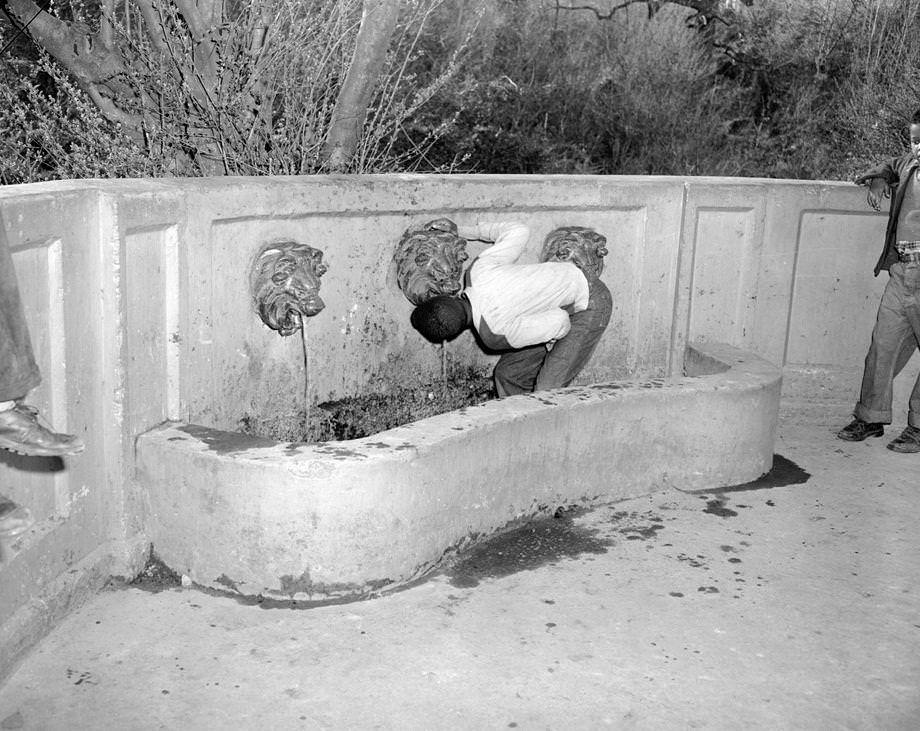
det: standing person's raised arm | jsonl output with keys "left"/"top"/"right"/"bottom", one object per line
{"left": 855, "top": 158, "right": 901, "bottom": 212}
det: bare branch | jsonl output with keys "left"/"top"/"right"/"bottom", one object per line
{"left": 554, "top": 0, "right": 751, "bottom": 24}
{"left": 100, "top": 0, "right": 115, "bottom": 46}
{"left": 85, "top": 84, "right": 144, "bottom": 128}
{"left": 6, "top": 0, "right": 118, "bottom": 77}
{"left": 172, "top": 0, "right": 207, "bottom": 41}
{"left": 554, "top": 1, "right": 647, "bottom": 21}
{"left": 5, "top": 0, "right": 137, "bottom": 122}
{"left": 132, "top": 0, "right": 169, "bottom": 53}
{"left": 173, "top": 0, "right": 218, "bottom": 82}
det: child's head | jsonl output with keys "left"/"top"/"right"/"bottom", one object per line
{"left": 410, "top": 295, "right": 469, "bottom": 343}
{"left": 910, "top": 108, "right": 920, "bottom": 160}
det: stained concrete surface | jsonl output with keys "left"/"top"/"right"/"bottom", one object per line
{"left": 1, "top": 399, "right": 919, "bottom": 730}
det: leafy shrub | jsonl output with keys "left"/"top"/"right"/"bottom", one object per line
{"left": 0, "top": 0, "right": 470, "bottom": 181}
{"left": 0, "top": 52, "right": 152, "bottom": 184}
{"left": 4, "top": 0, "right": 920, "bottom": 182}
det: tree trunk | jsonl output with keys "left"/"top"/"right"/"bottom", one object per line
{"left": 6, "top": 0, "right": 233, "bottom": 173}
{"left": 321, "top": 0, "right": 402, "bottom": 171}
{"left": 6, "top": 0, "right": 141, "bottom": 127}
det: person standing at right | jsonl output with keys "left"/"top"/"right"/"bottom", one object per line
{"left": 837, "top": 108, "right": 920, "bottom": 452}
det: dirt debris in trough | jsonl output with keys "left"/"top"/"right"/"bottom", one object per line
{"left": 238, "top": 368, "right": 494, "bottom": 443}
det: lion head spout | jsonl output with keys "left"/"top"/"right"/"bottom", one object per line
{"left": 250, "top": 241, "right": 328, "bottom": 336}
{"left": 394, "top": 218, "right": 469, "bottom": 305}
{"left": 541, "top": 226, "right": 608, "bottom": 278}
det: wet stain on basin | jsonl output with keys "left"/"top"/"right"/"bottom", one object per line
{"left": 179, "top": 424, "right": 276, "bottom": 455}
{"left": 311, "top": 445, "right": 367, "bottom": 459}
{"left": 445, "top": 509, "right": 611, "bottom": 588}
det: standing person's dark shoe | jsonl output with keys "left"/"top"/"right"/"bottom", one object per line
{"left": 887, "top": 425, "right": 920, "bottom": 453}
{"left": 837, "top": 418, "right": 885, "bottom": 441}
{"left": 0, "top": 402, "right": 84, "bottom": 457}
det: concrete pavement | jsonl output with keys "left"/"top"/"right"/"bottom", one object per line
{"left": 0, "top": 398, "right": 918, "bottom": 730}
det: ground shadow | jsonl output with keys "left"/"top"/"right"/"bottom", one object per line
{"left": 0, "top": 449, "right": 64, "bottom": 474}
{"left": 685, "top": 454, "right": 810, "bottom": 495}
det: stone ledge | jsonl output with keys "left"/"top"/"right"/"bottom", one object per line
{"left": 136, "top": 342, "right": 780, "bottom": 601}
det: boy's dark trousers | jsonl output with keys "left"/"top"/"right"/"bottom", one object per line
{"left": 0, "top": 217, "right": 42, "bottom": 402}
{"left": 493, "top": 274, "right": 612, "bottom": 397}
{"left": 855, "top": 260, "right": 920, "bottom": 429}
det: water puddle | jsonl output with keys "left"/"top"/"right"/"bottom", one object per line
{"left": 703, "top": 499, "right": 738, "bottom": 517}
{"left": 444, "top": 509, "right": 611, "bottom": 588}
{"left": 608, "top": 510, "right": 667, "bottom": 540}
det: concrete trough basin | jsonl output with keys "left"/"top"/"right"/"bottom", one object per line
{"left": 136, "top": 341, "right": 780, "bottom": 601}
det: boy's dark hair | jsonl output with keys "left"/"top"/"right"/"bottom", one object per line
{"left": 912, "top": 108, "right": 920, "bottom": 125}
{"left": 410, "top": 295, "right": 468, "bottom": 343}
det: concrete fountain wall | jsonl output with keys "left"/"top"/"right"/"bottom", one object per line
{"left": 2, "top": 175, "right": 916, "bottom": 674}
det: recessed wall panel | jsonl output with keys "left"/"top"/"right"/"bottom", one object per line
{"left": 195, "top": 208, "right": 655, "bottom": 431}
{"left": 688, "top": 207, "right": 760, "bottom": 347}
{"left": 787, "top": 211, "right": 887, "bottom": 367}
{"left": 124, "top": 226, "right": 180, "bottom": 433}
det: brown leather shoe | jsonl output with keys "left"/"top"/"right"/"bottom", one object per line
{"left": 0, "top": 404, "right": 84, "bottom": 457}
{"left": 0, "top": 496, "right": 33, "bottom": 538}
{"left": 887, "top": 425, "right": 920, "bottom": 453}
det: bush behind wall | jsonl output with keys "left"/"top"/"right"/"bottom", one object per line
{"left": 2, "top": 0, "right": 919, "bottom": 183}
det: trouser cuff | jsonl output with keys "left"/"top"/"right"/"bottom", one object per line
{"left": 854, "top": 405, "right": 891, "bottom": 425}
{"left": 0, "top": 370, "right": 40, "bottom": 403}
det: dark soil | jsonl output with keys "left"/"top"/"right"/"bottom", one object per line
{"left": 239, "top": 368, "right": 494, "bottom": 443}
{"left": 129, "top": 551, "right": 181, "bottom": 592}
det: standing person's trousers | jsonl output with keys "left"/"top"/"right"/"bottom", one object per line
{"left": 0, "top": 216, "right": 41, "bottom": 401}
{"left": 855, "top": 260, "right": 920, "bottom": 429}
{"left": 493, "top": 274, "right": 612, "bottom": 397}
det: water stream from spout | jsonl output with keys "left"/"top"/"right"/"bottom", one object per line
{"left": 299, "top": 316, "right": 310, "bottom": 435}
{"left": 440, "top": 341, "right": 447, "bottom": 387}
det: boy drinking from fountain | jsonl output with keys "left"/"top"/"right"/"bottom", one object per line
{"left": 837, "top": 107, "right": 920, "bottom": 453}
{"left": 410, "top": 221, "right": 611, "bottom": 397}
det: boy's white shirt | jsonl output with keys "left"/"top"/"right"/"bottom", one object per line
{"left": 459, "top": 222, "right": 590, "bottom": 348}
